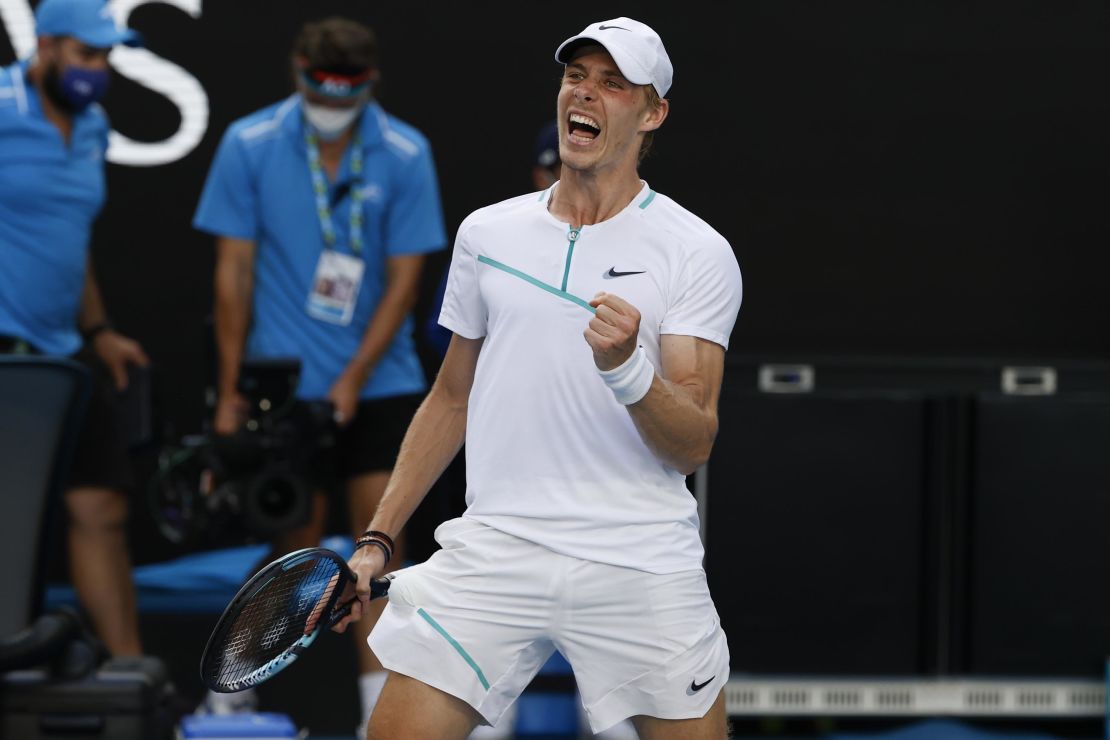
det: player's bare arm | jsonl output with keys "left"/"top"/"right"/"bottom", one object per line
{"left": 629, "top": 334, "right": 724, "bottom": 474}
{"left": 333, "top": 332, "right": 483, "bottom": 632}
{"left": 587, "top": 291, "right": 724, "bottom": 474}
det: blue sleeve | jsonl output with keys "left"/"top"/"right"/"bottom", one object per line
{"left": 193, "top": 127, "right": 259, "bottom": 240}
{"left": 385, "top": 143, "right": 446, "bottom": 256}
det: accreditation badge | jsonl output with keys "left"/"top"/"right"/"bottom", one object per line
{"left": 306, "top": 250, "right": 365, "bottom": 326}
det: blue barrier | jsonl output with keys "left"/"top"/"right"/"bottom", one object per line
{"left": 179, "top": 712, "right": 298, "bottom": 738}
{"left": 828, "top": 719, "right": 1060, "bottom": 740}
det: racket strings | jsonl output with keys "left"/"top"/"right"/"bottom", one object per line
{"left": 208, "top": 557, "right": 342, "bottom": 687}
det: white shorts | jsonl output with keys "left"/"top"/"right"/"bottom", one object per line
{"left": 367, "top": 517, "right": 730, "bottom": 734}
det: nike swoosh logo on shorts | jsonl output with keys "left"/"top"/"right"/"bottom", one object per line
{"left": 687, "top": 676, "right": 715, "bottom": 695}
{"left": 603, "top": 267, "right": 646, "bottom": 279}
{"left": 598, "top": 24, "right": 629, "bottom": 31}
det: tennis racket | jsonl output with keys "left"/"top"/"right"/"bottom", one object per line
{"left": 200, "top": 547, "right": 391, "bottom": 692}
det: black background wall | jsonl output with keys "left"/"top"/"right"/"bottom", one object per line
{"left": 706, "top": 361, "right": 1110, "bottom": 680}
{"left": 706, "top": 390, "right": 933, "bottom": 676}
{"left": 4, "top": 0, "right": 1110, "bottom": 692}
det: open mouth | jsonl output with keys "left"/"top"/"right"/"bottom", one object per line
{"left": 568, "top": 112, "right": 601, "bottom": 144}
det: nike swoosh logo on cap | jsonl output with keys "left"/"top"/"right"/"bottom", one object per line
{"left": 687, "top": 676, "right": 715, "bottom": 694}
{"left": 598, "top": 24, "right": 629, "bottom": 31}
{"left": 603, "top": 267, "right": 646, "bottom": 279}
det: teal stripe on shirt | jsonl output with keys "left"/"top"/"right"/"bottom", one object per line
{"left": 477, "top": 255, "right": 596, "bottom": 313}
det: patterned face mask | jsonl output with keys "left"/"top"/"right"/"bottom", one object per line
{"left": 47, "top": 64, "right": 110, "bottom": 112}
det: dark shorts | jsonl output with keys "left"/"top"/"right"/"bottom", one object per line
{"left": 0, "top": 337, "right": 134, "bottom": 492}
{"left": 307, "top": 393, "right": 422, "bottom": 487}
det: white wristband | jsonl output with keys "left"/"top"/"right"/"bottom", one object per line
{"left": 598, "top": 346, "right": 655, "bottom": 405}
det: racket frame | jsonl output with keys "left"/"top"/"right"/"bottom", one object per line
{"left": 200, "top": 547, "right": 385, "bottom": 692}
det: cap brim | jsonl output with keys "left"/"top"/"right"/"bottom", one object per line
{"left": 74, "top": 27, "right": 143, "bottom": 49}
{"left": 554, "top": 35, "right": 653, "bottom": 86}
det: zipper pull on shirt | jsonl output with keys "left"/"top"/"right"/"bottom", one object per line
{"left": 562, "top": 225, "right": 582, "bottom": 292}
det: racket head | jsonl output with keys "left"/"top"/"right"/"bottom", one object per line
{"left": 200, "top": 547, "right": 353, "bottom": 692}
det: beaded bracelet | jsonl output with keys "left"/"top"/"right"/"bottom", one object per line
{"left": 354, "top": 530, "right": 395, "bottom": 564}
{"left": 354, "top": 537, "right": 391, "bottom": 565}
{"left": 361, "top": 530, "right": 395, "bottom": 553}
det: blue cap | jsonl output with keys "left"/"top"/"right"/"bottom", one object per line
{"left": 35, "top": 0, "right": 142, "bottom": 49}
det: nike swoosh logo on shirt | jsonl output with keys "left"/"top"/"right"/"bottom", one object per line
{"left": 603, "top": 267, "right": 647, "bottom": 279}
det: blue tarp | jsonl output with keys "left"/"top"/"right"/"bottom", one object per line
{"left": 45, "top": 536, "right": 355, "bottom": 614}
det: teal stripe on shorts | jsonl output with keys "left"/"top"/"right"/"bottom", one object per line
{"left": 417, "top": 607, "right": 491, "bottom": 690}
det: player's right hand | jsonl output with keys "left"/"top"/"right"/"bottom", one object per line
{"left": 331, "top": 546, "right": 388, "bottom": 634}
{"left": 585, "top": 292, "right": 642, "bottom": 370}
{"left": 213, "top": 392, "right": 247, "bottom": 436}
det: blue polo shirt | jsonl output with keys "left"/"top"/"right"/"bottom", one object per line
{"left": 0, "top": 60, "right": 108, "bottom": 356}
{"left": 193, "top": 96, "right": 446, "bottom": 401}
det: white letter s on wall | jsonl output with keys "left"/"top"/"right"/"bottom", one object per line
{"left": 108, "top": 0, "right": 208, "bottom": 167}
{"left": 0, "top": 0, "right": 35, "bottom": 58}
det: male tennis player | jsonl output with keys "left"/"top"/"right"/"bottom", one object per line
{"left": 336, "top": 17, "right": 742, "bottom": 739}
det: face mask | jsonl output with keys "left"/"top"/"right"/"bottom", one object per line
{"left": 45, "top": 63, "right": 110, "bottom": 113}
{"left": 303, "top": 101, "right": 363, "bottom": 141}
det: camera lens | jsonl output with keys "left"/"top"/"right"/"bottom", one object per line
{"left": 243, "top": 465, "right": 311, "bottom": 536}
{"left": 257, "top": 478, "right": 297, "bottom": 516}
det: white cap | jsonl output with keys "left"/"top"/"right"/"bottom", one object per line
{"left": 555, "top": 17, "right": 673, "bottom": 98}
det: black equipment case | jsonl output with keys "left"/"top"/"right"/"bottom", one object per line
{"left": 1, "top": 656, "right": 173, "bottom": 739}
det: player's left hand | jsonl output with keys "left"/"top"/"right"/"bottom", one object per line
{"left": 585, "top": 292, "right": 641, "bottom": 371}
{"left": 327, "top": 371, "right": 362, "bottom": 427}
{"left": 92, "top": 330, "right": 149, "bottom": 391}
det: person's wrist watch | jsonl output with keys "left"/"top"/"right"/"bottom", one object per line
{"left": 82, "top": 321, "right": 112, "bottom": 343}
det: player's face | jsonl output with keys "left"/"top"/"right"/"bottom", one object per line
{"left": 557, "top": 47, "right": 666, "bottom": 174}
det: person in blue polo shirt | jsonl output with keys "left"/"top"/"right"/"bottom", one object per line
{"left": 193, "top": 17, "right": 446, "bottom": 726}
{"left": 0, "top": 0, "right": 147, "bottom": 657}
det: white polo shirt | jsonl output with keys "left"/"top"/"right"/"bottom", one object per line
{"left": 439, "top": 181, "right": 742, "bottom": 574}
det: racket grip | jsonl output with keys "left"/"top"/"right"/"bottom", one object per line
{"left": 324, "top": 577, "right": 392, "bottom": 629}
{"left": 327, "top": 601, "right": 354, "bottom": 629}
{"left": 369, "top": 576, "right": 392, "bottom": 600}
{"left": 343, "top": 565, "right": 392, "bottom": 601}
